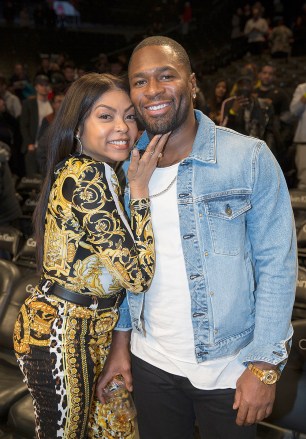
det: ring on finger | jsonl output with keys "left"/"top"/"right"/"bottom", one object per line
{"left": 150, "top": 150, "right": 155, "bottom": 155}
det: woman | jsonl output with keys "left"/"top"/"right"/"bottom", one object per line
{"left": 205, "top": 79, "right": 229, "bottom": 125}
{"left": 13, "top": 73, "right": 168, "bottom": 438}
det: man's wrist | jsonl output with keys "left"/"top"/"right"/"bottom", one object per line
{"left": 247, "top": 362, "right": 280, "bottom": 384}
{"left": 251, "top": 361, "right": 278, "bottom": 370}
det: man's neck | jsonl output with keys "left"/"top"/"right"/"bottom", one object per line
{"left": 155, "top": 117, "right": 198, "bottom": 168}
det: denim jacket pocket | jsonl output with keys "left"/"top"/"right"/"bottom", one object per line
{"left": 206, "top": 194, "right": 251, "bottom": 255}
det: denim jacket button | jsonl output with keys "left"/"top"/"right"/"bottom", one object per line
{"left": 225, "top": 205, "right": 232, "bottom": 216}
{"left": 204, "top": 251, "right": 208, "bottom": 256}
{"left": 209, "top": 291, "right": 214, "bottom": 296}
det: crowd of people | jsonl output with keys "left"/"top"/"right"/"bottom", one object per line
{"left": 1, "top": 40, "right": 306, "bottom": 230}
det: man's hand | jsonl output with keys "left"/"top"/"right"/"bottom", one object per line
{"left": 96, "top": 330, "right": 132, "bottom": 403}
{"left": 233, "top": 367, "right": 276, "bottom": 426}
{"left": 232, "top": 96, "right": 250, "bottom": 113}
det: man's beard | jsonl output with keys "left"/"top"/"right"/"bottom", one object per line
{"left": 135, "top": 99, "right": 190, "bottom": 135}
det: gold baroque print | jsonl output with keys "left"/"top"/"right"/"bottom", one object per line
{"left": 13, "top": 297, "right": 58, "bottom": 355}
{"left": 42, "top": 156, "right": 155, "bottom": 299}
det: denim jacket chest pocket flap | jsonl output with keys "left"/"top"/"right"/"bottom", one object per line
{"left": 205, "top": 194, "right": 251, "bottom": 255}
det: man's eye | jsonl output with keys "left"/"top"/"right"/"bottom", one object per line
{"left": 134, "top": 80, "right": 146, "bottom": 86}
{"left": 161, "top": 75, "right": 174, "bottom": 80}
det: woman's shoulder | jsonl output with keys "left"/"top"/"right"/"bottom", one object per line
{"left": 65, "top": 155, "right": 119, "bottom": 184}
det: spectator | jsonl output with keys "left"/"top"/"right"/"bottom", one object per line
{"left": 36, "top": 55, "right": 53, "bottom": 80}
{"left": 19, "top": 5, "right": 31, "bottom": 28}
{"left": 45, "top": 3, "right": 57, "bottom": 29}
{"left": 33, "top": 3, "right": 46, "bottom": 28}
{"left": 0, "top": 75, "right": 22, "bottom": 118}
{"left": 20, "top": 75, "right": 53, "bottom": 176}
{"left": 0, "top": 142, "right": 22, "bottom": 227}
{"left": 0, "top": 94, "right": 23, "bottom": 176}
{"left": 180, "top": 1, "right": 192, "bottom": 36}
{"left": 255, "top": 64, "right": 293, "bottom": 159}
{"left": 205, "top": 78, "right": 229, "bottom": 125}
{"left": 244, "top": 5, "right": 269, "bottom": 55}
{"left": 50, "top": 71, "right": 67, "bottom": 94}
{"left": 36, "top": 91, "right": 65, "bottom": 175}
{"left": 269, "top": 17, "right": 293, "bottom": 58}
{"left": 95, "top": 53, "right": 110, "bottom": 74}
{"left": 109, "top": 57, "right": 125, "bottom": 77}
{"left": 9, "top": 62, "right": 33, "bottom": 101}
{"left": 3, "top": 0, "right": 15, "bottom": 26}
{"left": 62, "top": 62, "right": 76, "bottom": 88}
{"left": 290, "top": 82, "right": 306, "bottom": 189}
{"left": 231, "top": 7, "right": 246, "bottom": 55}
{"left": 221, "top": 76, "right": 267, "bottom": 139}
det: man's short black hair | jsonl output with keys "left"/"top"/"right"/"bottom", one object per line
{"left": 259, "top": 63, "right": 276, "bottom": 73}
{"left": 129, "top": 36, "right": 192, "bottom": 74}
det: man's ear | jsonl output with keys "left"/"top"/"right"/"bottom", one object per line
{"left": 190, "top": 72, "right": 197, "bottom": 98}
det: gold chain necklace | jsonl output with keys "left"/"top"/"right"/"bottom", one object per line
{"left": 149, "top": 175, "right": 177, "bottom": 198}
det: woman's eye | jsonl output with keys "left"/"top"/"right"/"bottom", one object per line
{"left": 98, "top": 114, "right": 111, "bottom": 120}
{"left": 126, "top": 114, "right": 137, "bottom": 120}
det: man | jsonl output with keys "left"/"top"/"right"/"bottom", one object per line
{"left": 36, "top": 91, "right": 65, "bottom": 175}
{"left": 269, "top": 17, "right": 293, "bottom": 59}
{"left": 254, "top": 64, "right": 292, "bottom": 160}
{"left": 221, "top": 75, "right": 267, "bottom": 139}
{"left": 244, "top": 5, "right": 269, "bottom": 55}
{"left": 255, "top": 64, "right": 290, "bottom": 118}
{"left": 97, "top": 36, "right": 297, "bottom": 439}
{"left": 20, "top": 74, "right": 53, "bottom": 176}
{"left": 0, "top": 75, "right": 22, "bottom": 119}
{"left": 290, "top": 81, "right": 306, "bottom": 189}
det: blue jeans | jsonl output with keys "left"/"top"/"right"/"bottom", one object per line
{"left": 132, "top": 354, "right": 257, "bottom": 439}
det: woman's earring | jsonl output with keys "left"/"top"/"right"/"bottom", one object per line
{"left": 75, "top": 134, "right": 83, "bottom": 155}
{"left": 192, "top": 93, "right": 196, "bottom": 99}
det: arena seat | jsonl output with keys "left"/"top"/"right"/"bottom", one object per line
{"left": 0, "top": 259, "right": 21, "bottom": 324}
{"left": 13, "top": 236, "right": 37, "bottom": 272}
{"left": 0, "top": 272, "right": 40, "bottom": 419}
{"left": 293, "top": 267, "right": 306, "bottom": 320}
{"left": 0, "top": 227, "right": 23, "bottom": 260}
{"left": 7, "top": 394, "right": 35, "bottom": 439}
{"left": 263, "top": 319, "right": 306, "bottom": 438}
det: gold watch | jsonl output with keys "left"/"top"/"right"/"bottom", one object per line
{"left": 247, "top": 363, "right": 280, "bottom": 384}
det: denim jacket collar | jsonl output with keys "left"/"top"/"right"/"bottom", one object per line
{"left": 136, "top": 110, "right": 217, "bottom": 164}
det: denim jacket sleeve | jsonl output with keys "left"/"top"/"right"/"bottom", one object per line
{"left": 115, "top": 159, "right": 133, "bottom": 331}
{"left": 238, "top": 141, "right": 297, "bottom": 369}
{"left": 114, "top": 295, "right": 132, "bottom": 331}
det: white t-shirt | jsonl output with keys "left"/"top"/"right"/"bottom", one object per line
{"left": 131, "top": 163, "right": 245, "bottom": 389}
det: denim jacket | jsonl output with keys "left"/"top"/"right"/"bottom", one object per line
{"left": 116, "top": 110, "right": 297, "bottom": 367}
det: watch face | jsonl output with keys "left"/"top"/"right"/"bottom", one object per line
{"left": 263, "top": 370, "right": 278, "bottom": 384}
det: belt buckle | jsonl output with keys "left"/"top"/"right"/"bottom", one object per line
{"left": 41, "top": 279, "right": 53, "bottom": 294}
{"left": 89, "top": 295, "right": 98, "bottom": 311}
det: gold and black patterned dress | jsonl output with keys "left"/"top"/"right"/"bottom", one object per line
{"left": 13, "top": 155, "right": 155, "bottom": 439}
